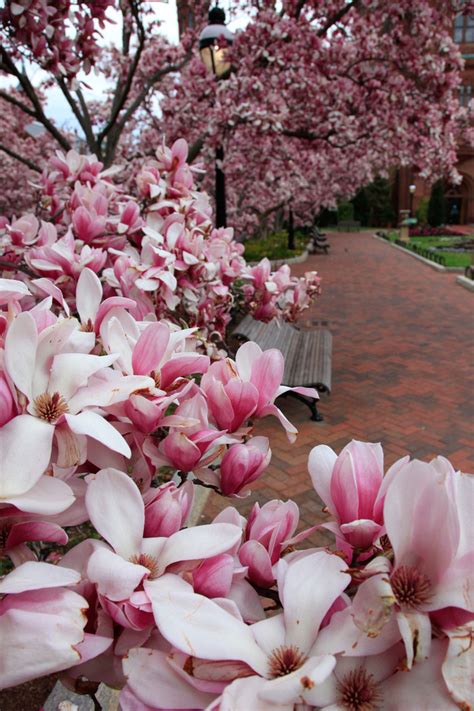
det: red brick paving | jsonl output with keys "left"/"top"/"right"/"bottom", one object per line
{"left": 202, "top": 232, "right": 474, "bottom": 538}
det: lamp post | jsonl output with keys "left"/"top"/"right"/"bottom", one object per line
{"left": 199, "top": 6, "right": 234, "bottom": 228}
{"left": 409, "top": 183, "right": 416, "bottom": 218}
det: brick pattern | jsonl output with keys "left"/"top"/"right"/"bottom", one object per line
{"left": 202, "top": 232, "right": 474, "bottom": 541}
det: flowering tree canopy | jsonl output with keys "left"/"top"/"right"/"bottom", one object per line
{"left": 1, "top": 1, "right": 474, "bottom": 228}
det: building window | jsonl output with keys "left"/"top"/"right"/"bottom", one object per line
{"left": 459, "top": 84, "right": 473, "bottom": 108}
{"left": 454, "top": 13, "right": 474, "bottom": 43}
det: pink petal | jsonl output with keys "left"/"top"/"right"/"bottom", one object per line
{"left": 311, "top": 605, "right": 402, "bottom": 658}
{"left": 158, "top": 523, "right": 242, "bottom": 572}
{"left": 5, "top": 475, "right": 75, "bottom": 515}
{"left": 76, "top": 267, "right": 102, "bottom": 324}
{"left": 281, "top": 552, "right": 350, "bottom": 652}
{"left": 442, "top": 626, "right": 474, "bottom": 708}
{"left": 396, "top": 610, "right": 432, "bottom": 669}
{"left": 48, "top": 352, "right": 118, "bottom": 401}
{"left": 85, "top": 468, "right": 144, "bottom": 558}
{"left": 87, "top": 548, "right": 148, "bottom": 601}
{"left": 0, "top": 588, "right": 87, "bottom": 689}
{"left": 4, "top": 311, "right": 37, "bottom": 401}
{"left": 123, "top": 647, "right": 215, "bottom": 709}
{"left": 65, "top": 412, "right": 131, "bottom": 458}
{"left": 239, "top": 540, "right": 275, "bottom": 587}
{"left": 381, "top": 639, "right": 458, "bottom": 710}
{"left": 0, "top": 415, "right": 54, "bottom": 497}
{"left": 132, "top": 322, "right": 170, "bottom": 375}
{"left": 148, "top": 588, "right": 268, "bottom": 674}
{"left": 0, "top": 561, "right": 79, "bottom": 594}
{"left": 160, "top": 354, "right": 210, "bottom": 389}
{"left": 235, "top": 341, "right": 262, "bottom": 381}
{"left": 6, "top": 521, "right": 68, "bottom": 549}
{"left": 308, "top": 444, "right": 337, "bottom": 513}
{"left": 259, "top": 656, "right": 336, "bottom": 705}
{"left": 384, "top": 460, "right": 460, "bottom": 584}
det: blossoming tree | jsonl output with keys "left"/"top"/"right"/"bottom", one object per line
{"left": 1, "top": 1, "right": 473, "bottom": 228}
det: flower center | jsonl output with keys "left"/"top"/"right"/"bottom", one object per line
{"left": 267, "top": 645, "right": 307, "bottom": 679}
{"left": 150, "top": 370, "right": 161, "bottom": 388}
{"left": 34, "top": 392, "right": 69, "bottom": 422}
{"left": 338, "top": 668, "right": 382, "bottom": 711}
{"left": 80, "top": 318, "right": 94, "bottom": 332}
{"left": 390, "top": 565, "right": 432, "bottom": 609}
{"left": 129, "top": 553, "right": 160, "bottom": 579}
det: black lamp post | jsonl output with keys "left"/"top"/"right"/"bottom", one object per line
{"left": 199, "top": 7, "right": 234, "bottom": 228}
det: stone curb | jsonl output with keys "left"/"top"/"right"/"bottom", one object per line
{"left": 456, "top": 275, "right": 474, "bottom": 292}
{"left": 373, "top": 234, "right": 465, "bottom": 273}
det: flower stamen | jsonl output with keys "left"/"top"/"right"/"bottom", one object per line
{"left": 390, "top": 565, "right": 432, "bottom": 609}
{"left": 34, "top": 392, "right": 69, "bottom": 423}
{"left": 337, "top": 668, "right": 382, "bottom": 711}
{"left": 268, "top": 645, "right": 307, "bottom": 678}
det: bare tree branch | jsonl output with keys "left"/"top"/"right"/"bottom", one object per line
{"left": 317, "top": 0, "right": 362, "bottom": 37}
{"left": 0, "top": 46, "right": 72, "bottom": 151}
{"left": 98, "top": 0, "right": 146, "bottom": 145}
{"left": 0, "top": 89, "right": 37, "bottom": 118}
{"left": 0, "top": 142, "right": 42, "bottom": 172}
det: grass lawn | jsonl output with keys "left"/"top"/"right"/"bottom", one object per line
{"left": 385, "top": 231, "right": 472, "bottom": 268}
{"left": 242, "top": 230, "right": 308, "bottom": 262}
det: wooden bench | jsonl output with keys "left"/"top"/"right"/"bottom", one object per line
{"left": 308, "top": 227, "right": 330, "bottom": 254}
{"left": 232, "top": 315, "right": 332, "bottom": 421}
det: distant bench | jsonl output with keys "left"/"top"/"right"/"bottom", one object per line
{"left": 308, "top": 227, "right": 330, "bottom": 254}
{"left": 232, "top": 315, "right": 332, "bottom": 421}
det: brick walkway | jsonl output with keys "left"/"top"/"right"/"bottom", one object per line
{"left": 202, "top": 232, "right": 474, "bottom": 536}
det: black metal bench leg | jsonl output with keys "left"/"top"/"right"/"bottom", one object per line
{"left": 310, "top": 399, "right": 324, "bottom": 422}
{"left": 285, "top": 392, "right": 324, "bottom": 422}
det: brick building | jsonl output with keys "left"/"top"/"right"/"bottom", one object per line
{"left": 396, "top": 12, "right": 474, "bottom": 225}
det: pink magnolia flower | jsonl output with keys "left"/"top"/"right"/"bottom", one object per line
{"left": 308, "top": 440, "right": 407, "bottom": 552}
{"left": 344, "top": 459, "right": 474, "bottom": 668}
{"left": 202, "top": 341, "right": 317, "bottom": 441}
{"left": 4, "top": 312, "right": 154, "bottom": 467}
{"left": 219, "top": 437, "right": 271, "bottom": 496}
{"left": 143, "top": 480, "right": 194, "bottom": 537}
{"left": 144, "top": 393, "right": 226, "bottom": 474}
{"left": 84, "top": 468, "right": 242, "bottom": 618}
{"left": 144, "top": 551, "right": 350, "bottom": 709}
{"left": 0, "top": 414, "right": 74, "bottom": 514}
{"left": 238, "top": 499, "right": 309, "bottom": 588}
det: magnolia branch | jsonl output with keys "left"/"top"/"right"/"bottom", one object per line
{"left": 0, "top": 143, "right": 41, "bottom": 172}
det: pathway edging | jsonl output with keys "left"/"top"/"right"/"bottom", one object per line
{"left": 373, "top": 234, "right": 464, "bottom": 273}
{"left": 456, "top": 274, "right": 474, "bottom": 292}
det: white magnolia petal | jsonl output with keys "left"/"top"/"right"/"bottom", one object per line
{"left": 158, "top": 523, "right": 242, "bottom": 572}
{"left": 85, "top": 468, "right": 144, "bottom": 558}
{"left": 0, "top": 416, "right": 54, "bottom": 498}
{"left": 65, "top": 412, "right": 131, "bottom": 458}
{"left": 149, "top": 589, "right": 268, "bottom": 675}
{"left": 0, "top": 561, "right": 80, "bottom": 594}
{"left": 4, "top": 311, "right": 37, "bottom": 401}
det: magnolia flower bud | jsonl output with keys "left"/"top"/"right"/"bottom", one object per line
{"left": 220, "top": 437, "right": 271, "bottom": 496}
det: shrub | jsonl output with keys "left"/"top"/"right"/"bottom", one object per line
{"left": 428, "top": 180, "right": 446, "bottom": 227}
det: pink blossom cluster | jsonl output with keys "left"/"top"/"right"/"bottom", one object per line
{"left": 0, "top": 140, "right": 471, "bottom": 708}
{"left": 1, "top": 0, "right": 114, "bottom": 78}
{"left": 0, "top": 139, "right": 320, "bottom": 340}
{"left": 0, "top": 331, "right": 472, "bottom": 711}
